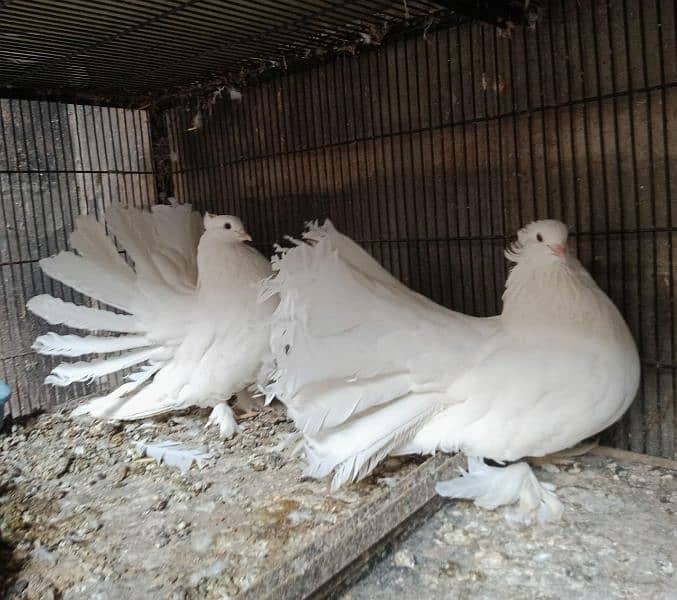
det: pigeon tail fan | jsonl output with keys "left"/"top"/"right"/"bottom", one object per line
{"left": 30, "top": 205, "right": 274, "bottom": 438}
{"left": 27, "top": 295, "right": 141, "bottom": 333}
{"left": 29, "top": 202, "right": 203, "bottom": 407}
{"left": 263, "top": 219, "right": 494, "bottom": 485}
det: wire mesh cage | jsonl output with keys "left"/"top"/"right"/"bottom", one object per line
{"left": 0, "top": 0, "right": 674, "bottom": 459}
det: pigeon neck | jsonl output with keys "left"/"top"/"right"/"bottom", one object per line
{"left": 196, "top": 232, "right": 241, "bottom": 291}
{"left": 501, "top": 258, "right": 607, "bottom": 333}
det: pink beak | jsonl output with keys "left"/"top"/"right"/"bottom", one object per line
{"left": 551, "top": 243, "right": 567, "bottom": 257}
{"left": 239, "top": 231, "right": 252, "bottom": 242}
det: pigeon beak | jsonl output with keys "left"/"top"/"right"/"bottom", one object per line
{"left": 550, "top": 243, "right": 567, "bottom": 258}
{"left": 239, "top": 231, "right": 253, "bottom": 242}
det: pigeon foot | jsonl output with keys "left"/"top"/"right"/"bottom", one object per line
{"left": 206, "top": 402, "right": 241, "bottom": 439}
{"left": 436, "top": 457, "right": 563, "bottom": 525}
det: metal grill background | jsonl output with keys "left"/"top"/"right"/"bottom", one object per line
{"left": 0, "top": 101, "right": 156, "bottom": 415}
{"left": 167, "top": 0, "right": 676, "bottom": 458}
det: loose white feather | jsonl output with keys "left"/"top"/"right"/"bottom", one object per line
{"left": 135, "top": 440, "right": 212, "bottom": 473}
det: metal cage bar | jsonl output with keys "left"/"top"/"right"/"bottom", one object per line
{"left": 0, "top": 99, "right": 157, "bottom": 415}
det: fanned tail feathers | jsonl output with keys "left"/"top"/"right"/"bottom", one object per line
{"left": 32, "top": 332, "right": 151, "bottom": 357}
{"left": 30, "top": 201, "right": 203, "bottom": 409}
{"left": 71, "top": 363, "right": 163, "bottom": 418}
{"left": 326, "top": 401, "right": 441, "bottom": 490}
{"left": 40, "top": 251, "right": 136, "bottom": 312}
{"left": 261, "top": 219, "right": 465, "bottom": 490}
{"left": 27, "top": 295, "right": 140, "bottom": 333}
{"left": 45, "top": 348, "right": 162, "bottom": 386}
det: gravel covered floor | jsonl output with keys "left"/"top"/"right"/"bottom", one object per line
{"left": 1, "top": 406, "right": 675, "bottom": 600}
{"left": 343, "top": 454, "right": 677, "bottom": 600}
{"left": 0, "top": 404, "right": 425, "bottom": 599}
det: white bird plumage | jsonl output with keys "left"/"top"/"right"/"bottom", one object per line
{"left": 28, "top": 201, "right": 275, "bottom": 437}
{"left": 261, "top": 219, "right": 640, "bottom": 523}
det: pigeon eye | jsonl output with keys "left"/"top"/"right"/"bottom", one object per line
{"left": 536, "top": 233, "right": 543, "bottom": 242}
{"left": 224, "top": 222, "right": 232, "bottom": 230}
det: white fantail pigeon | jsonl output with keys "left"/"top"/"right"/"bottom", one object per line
{"left": 260, "top": 219, "right": 640, "bottom": 523}
{"left": 28, "top": 201, "right": 275, "bottom": 438}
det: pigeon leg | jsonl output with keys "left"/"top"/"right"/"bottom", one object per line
{"left": 206, "top": 402, "right": 240, "bottom": 439}
{"left": 233, "top": 388, "right": 262, "bottom": 413}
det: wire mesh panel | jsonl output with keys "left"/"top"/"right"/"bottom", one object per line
{"left": 0, "top": 100, "right": 156, "bottom": 416}
{"left": 166, "top": 0, "right": 676, "bottom": 458}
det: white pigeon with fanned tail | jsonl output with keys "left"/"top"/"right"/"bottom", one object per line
{"left": 28, "top": 201, "right": 274, "bottom": 438}
{"left": 261, "top": 219, "right": 640, "bottom": 524}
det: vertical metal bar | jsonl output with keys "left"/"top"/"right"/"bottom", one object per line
{"left": 637, "top": 0, "right": 661, "bottom": 455}
{"left": 424, "top": 31, "right": 446, "bottom": 306}
{"left": 589, "top": 0, "right": 614, "bottom": 309}
{"left": 367, "top": 47, "right": 390, "bottom": 271}
{"left": 475, "top": 26, "right": 495, "bottom": 313}
{"left": 373, "top": 45, "right": 397, "bottom": 277}
{"left": 394, "top": 39, "right": 417, "bottom": 289}
{"left": 359, "top": 50, "right": 381, "bottom": 263}
{"left": 214, "top": 99, "right": 238, "bottom": 214}
{"left": 621, "top": 0, "right": 646, "bottom": 453}
{"left": 292, "top": 66, "right": 311, "bottom": 231}
{"left": 467, "top": 23, "right": 489, "bottom": 315}
{"left": 402, "top": 38, "right": 427, "bottom": 294}
{"left": 45, "top": 101, "right": 72, "bottom": 251}
{"left": 0, "top": 103, "right": 23, "bottom": 415}
{"left": 381, "top": 43, "right": 404, "bottom": 281}
{"left": 350, "top": 53, "right": 368, "bottom": 244}
{"left": 574, "top": 1, "right": 598, "bottom": 281}
{"left": 655, "top": 0, "right": 676, "bottom": 457}
{"left": 305, "top": 66, "right": 324, "bottom": 240}
{"left": 263, "top": 80, "right": 283, "bottom": 241}
{"left": 413, "top": 35, "right": 437, "bottom": 302}
{"left": 491, "top": 27, "right": 508, "bottom": 298}
{"left": 115, "top": 108, "right": 135, "bottom": 205}
{"left": 455, "top": 25, "right": 478, "bottom": 312}
{"left": 447, "top": 26, "right": 468, "bottom": 314}
{"left": 93, "top": 106, "right": 113, "bottom": 213}
{"left": 274, "top": 76, "right": 294, "bottom": 237}
{"left": 434, "top": 28, "right": 453, "bottom": 308}
{"left": 560, "top": 0, "right": 582, "bottom": 253}
{"left": 245, "top": 83, "right": 267, "bottom": 247}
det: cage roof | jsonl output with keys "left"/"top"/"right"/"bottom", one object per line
{"left": 0, "top": 0, "right": 535, "bottom": 103}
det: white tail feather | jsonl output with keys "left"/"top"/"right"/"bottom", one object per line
{"left": 26, "top": 295, "right": 140, "bottom": 333}
{"left": 435, "top": 457, "right": 563, "bottom": 524}
{"left": 301, "top": 393, "right": 442, "bottom": 489}
{"left": 72, "top": 363, "right": 162, "bottom": 417}
{"left": 45, "top": 348, "right": 160, "bottom": 386}
{"left": 32, "top": 332, "right": 151, "bottom": 357}
{"left": 289, "top": 373, "right": 412, "bottom": 435}
{"left": 40, "top": 251, "right": 136, "bottom": 311}
{"left": 328, "top": 408, "right": 438, "bottom": 490}
{"left": 69, "top": 214, "right": 134, "bottom": 281}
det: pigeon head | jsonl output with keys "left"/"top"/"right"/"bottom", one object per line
{"left": 506, "top": 219, "right": 569, "bottom": 265}
{"left": 203, "top": 213, "right": 252, "bottom": 242}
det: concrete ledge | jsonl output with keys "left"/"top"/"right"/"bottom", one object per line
{"left": 242, "top": 453, "right": 464, "bottom": 600}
